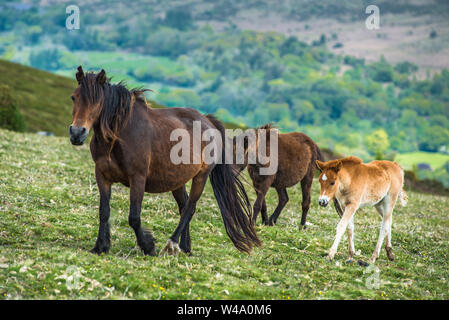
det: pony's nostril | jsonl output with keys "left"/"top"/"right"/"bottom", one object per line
{"left": 69, "top": 125, "right": 74, "bottom": 135}
{"left": 81, "top": 127, "right": 87, "bottom": 135}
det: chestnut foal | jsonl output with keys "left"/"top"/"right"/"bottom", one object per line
{"left": 316, "top": 156, "right": 407, "bottom": 264}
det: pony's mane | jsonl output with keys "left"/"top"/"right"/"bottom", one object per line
{"left": 257, "top": 123, "right": 276, "bottom": 131}
{"left": 79, "top": 73, "right": 149, "bottom": 142}
{"left": 341, "top": 156, "right": 363, "bottom": 165}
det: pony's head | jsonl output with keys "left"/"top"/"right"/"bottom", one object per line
{"left": 316, "top": 159, "right": 342, "bottom": 207}
{"left": 69, "top": 66, "right": 144, "bottom": 146}
{"left": 69, "top": 66, "right": 107, "bottom": 145}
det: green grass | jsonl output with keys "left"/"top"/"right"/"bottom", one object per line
{"left": 395, "top": 152, "right": 449, "bottom": 170}
{"left": 0, "top": 128, "right": 448, "bottom": 300}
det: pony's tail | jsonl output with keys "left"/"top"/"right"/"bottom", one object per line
{"left": 399, "top": 189, "right": 408, "bottom": 207}
{"left": 316, "top": 145, "right": 325, "bottom": 162}
{"left": 207, "top": 115, "right": 261, "bottom": 254}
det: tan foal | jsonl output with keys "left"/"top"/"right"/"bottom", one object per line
{"left": 316, "top": 156, "right": 407, "bottom": 264}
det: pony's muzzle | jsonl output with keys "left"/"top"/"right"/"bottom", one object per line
{"left": 69, "top": 125, "right": 88, "bottom": 145}
{"left": 318, "top": 196, "right": 329, "bottom": 207}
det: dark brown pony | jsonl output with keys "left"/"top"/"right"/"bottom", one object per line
{"left": 68, "top": 66, "right": 260, "bottom": 256}
{"left": 234, "top": 125, "right": 323, "bottom": 227}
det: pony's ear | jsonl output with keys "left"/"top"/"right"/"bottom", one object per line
{"left": 76, "top": 66, "right": 84, "bottom": 84}
{"left": 316, "top": 160, "right": 325, "bottom": 171}
{"left": 96, "top": 69, "right": 107, "bottom": 86}
{"left": 333, "top": 160, "right": 342, "bottom": 172}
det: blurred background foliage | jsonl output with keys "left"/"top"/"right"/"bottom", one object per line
{"left": 1, "top": 0, "right": 449, "bottom": 187}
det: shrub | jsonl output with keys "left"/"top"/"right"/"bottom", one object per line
{"left": 0, "top": 85, "right": 26, "bottom": 132}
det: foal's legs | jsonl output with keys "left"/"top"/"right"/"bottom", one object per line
{"left": 299, "top": 173, "right": 313, "bottom": 229}
{"left": 91, "top": 169, "right": 112, "bottom": 254}
{"left": 372, "top": 194, "right": 397, "bottom": 263}
{"left": 261, "top": 199, "right": 268, "bottom": 225}
{"left": 328, "top": 203, "right": 358, "bottom": 261}
{"left": 128, "top": 175, "right": 156, "bottom": 256}
{"left": 268, "top": 188, "right": 289, "bottom": 226}
{"left": 163, "top": 168, "right": 211, "bottom": 255}
{"left": 252, "top": 184, "right": 270, "bottom": 225}
{"left": 346, "top": 216, "right": 355, "bottom": 262}
{"left": 172, "top": 186, "right": 191, "bottom": 253}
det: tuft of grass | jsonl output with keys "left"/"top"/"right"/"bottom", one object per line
{"left": 0, "top": 128, "right": 448, "bottom": 299}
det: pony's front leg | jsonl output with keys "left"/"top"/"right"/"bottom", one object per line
{"left": 91, "top": 170, "right": 111, "bottom": 255}
{"left": 129, "top": 175, "right": 156, "bottom": 256}
{"left": 328, "top": 204, "right": 357, "bottom": 261}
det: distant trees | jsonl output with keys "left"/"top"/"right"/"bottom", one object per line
{"left": 365, "top": 129, "right": 390, "bottom": 159}
{"left": 163, "top": 8, "right": 194, "bottom": 31}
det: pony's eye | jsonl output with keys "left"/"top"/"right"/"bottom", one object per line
{"left": 330, "top": 182, "right": 335, "bottom": 186}
{"left": 71, "top": 96, "right": 75, "bottom": 101}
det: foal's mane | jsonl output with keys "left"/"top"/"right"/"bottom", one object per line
{"left": 341, "top": 156, "right": 363, "bottom": 165}
{"left": 79, "top": 72, "right": 149, "bottom": 143}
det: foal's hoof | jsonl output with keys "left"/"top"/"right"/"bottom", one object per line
{"left": 357, "top": 260, "right": 370, "bottom": 267}
{"left": 345, "top": 259, "right": 354, "bottom": 264}
{"left": 386, "top": 247, "right": 395, "bottom": 261}
{"left": 161, "top": 239, "right": 181, "bottom": 256}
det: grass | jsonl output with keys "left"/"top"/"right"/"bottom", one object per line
{"left": 395, "top": 152, "right": 449, "bottom": 170}
{"left": 0, "top": 128, "right": 448, "bottom": 300}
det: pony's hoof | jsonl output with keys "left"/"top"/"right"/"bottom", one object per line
{"left": 161, "top": 239, "right": 181, "bottom": 256}
{"left": 357, "top": 260, "right": 370, "bottom": 267}
{"left": 90, "top": 242, "right": 109, "bottom": 255}
{"left": 139, "top": 230, "right": 156, "bottom": 256}
{"left": 345, "top": 259, "right": 354, "bottom": 264}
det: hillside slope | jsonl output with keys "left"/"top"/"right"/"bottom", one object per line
{"left": 0, "top": 59, "right": 76, "bottom": 136}
{"left": 0, "top": 128, "right": 448, "bottom": 299}
{"left": 0, "top": 60, "right": 243, "bottom": 135}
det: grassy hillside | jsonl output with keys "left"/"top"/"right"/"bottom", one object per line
{"left": 0, "top": 128, "right": 448, "bottom": 299}
{"left": 0, "top": 59, "right": 76, "bottom": 136}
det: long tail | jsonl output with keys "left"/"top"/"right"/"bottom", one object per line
{"left": 399, "top": 189, "right": 408, "bottom": 207}
{"left": 316, "top": 145, "right": 325, "bottom": 162}
{"left": 207, "top": 115, "right": 261, "bottom": 253}
{"left": 397, "top": 163, "right": 408, "bottom": 207}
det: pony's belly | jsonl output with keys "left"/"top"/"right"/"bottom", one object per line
{"left": 146, "top": 163, "right": 203, "bottom": 193}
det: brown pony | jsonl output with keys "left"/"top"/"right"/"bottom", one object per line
{"left": 234, "top": 125, "right": 323, "bottom": 228}
{"left": 68, "top": 66, "right": 260, "bottom": 256}
{"left": 316, "top": 156, "right": 407, "bottom": 264}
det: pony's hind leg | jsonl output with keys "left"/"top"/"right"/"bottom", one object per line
{"left": 128, "top": 175, "right": 156, "bottom": 256}
{"left": 252, "top": 183, "right": 270, "bottom": 225}
{"left": 172, "top": 186, "right": 191, "bottom": 254}
{"left": 299, "top": 173, "right": 313, "bottom": 229}
{"left": 372, "top": 194, "right": 397, "bottom": 263}
{"left": 163, "top": 168, "right": 211, "bottom": 255}
{"left": 91, "top": 169, "right": 112, "bottom": 255}
{"left": 268, "top": 188, "right": 288, "bottom": 226}
{"left": 261, "top": 199, "right": 268, "bottom": 225}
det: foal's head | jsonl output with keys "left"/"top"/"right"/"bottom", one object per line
{"left": 69, "top": 66, "right": 107, "bottom": 145}
{"left": 316, "top": 159, "right": 342, "bottom": 207}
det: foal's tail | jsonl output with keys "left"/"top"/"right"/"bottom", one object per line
{"left": 399, "top": 189, "right": 408, "bottom": 207}
{"left": 207, "top": 115, "right": 261, "bottom": 254}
